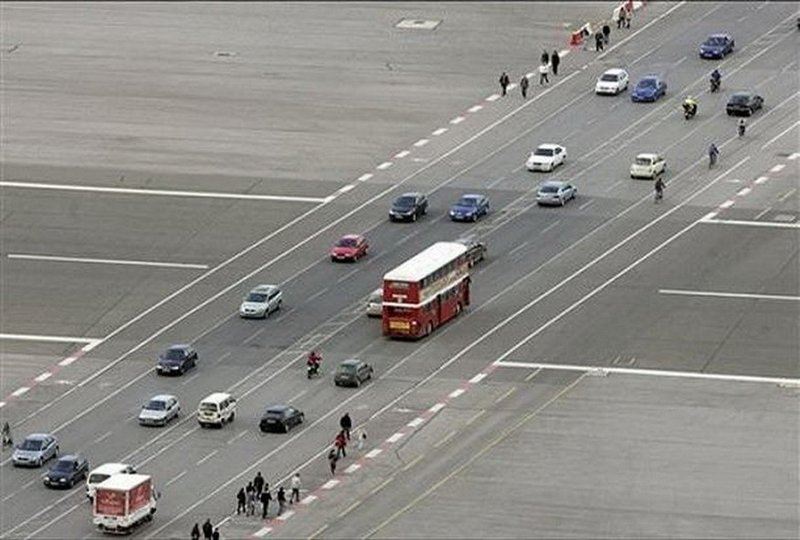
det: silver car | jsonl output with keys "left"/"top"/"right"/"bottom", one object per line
{"left": 239, "top": 284, "right": 283, "bottom": 318}
{"left": 138, "top": 394, "right": 181, "bottom": 426}
{"left": 12, "top": 433, "right": 59, "bottom": 467}
{"left": 536, "top": 181, "right": 577, "bottom": 206}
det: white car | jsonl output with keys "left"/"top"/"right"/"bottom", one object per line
{"left": 630, "top": 153, "right": 666, "bottom": 179}
{"left": 595, "top": 68, "right": 629, "bottom": 95}
{"left": 239, "top": 284, "right": 282, "bottom": 318}
{"left": 138, "top": 394, "right": 180, "bottom": 427}
{"left": 526, "top": 144, "right": 567, "bottom": 172}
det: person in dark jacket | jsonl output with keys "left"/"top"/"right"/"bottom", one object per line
{"left": 260, "top": 483, "right": 272, "bottom": 519}
{"left": 340, "top": 413, "right": 352, "bottom": 440}
{"left": 328, "top": 447, "right": 338, "bottom": 475}
{"left": 253, "top": 472, "right": 265, "bottom": 498}
{"left": 550, "top": 50, "right": 560, "bottom": 76}
{"left": 211, "top": 528, "right": 220, "bottom": 540}
{"left": 191, "top": 523, "right": 201, "bottom": 540}
{"left": 499, "top": 71, "right": 510, "bottom": 96}
{"left": 519, "top": 75, "right": 529, "bottom": 98}
{"left": 277, "top": 486, "right": 287, "bottom": 516}
{"left": 595, "top": 31, "right": 604, "bottom": 51}
{"left": 202, "top": 519, "right": 213, "bottom": 540}
{"left": 540, "top": 49, "right": 549, "bottom": 65}
{"left": 602, "top": 23, "right": 611, "bottom": 44}
{"left": 236, "top": 488, "right": 246, "bottom": 515}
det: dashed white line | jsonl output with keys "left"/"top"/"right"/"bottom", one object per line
{"left": 386, "top": 432, "right": 404, "bottom": 444}
{"left": 58, "top": 356, "right": 78, "bottom": 367}
{"left": 737, "top": 187, "right": 752, "bottom": 196}
{"left": 344, "top": 463, "right": 361, "bottom": 474}
{"left": 486, "top": 94, "right": 501, "bottom": 102}
{"left": 428, "top": 403, "right": 446, "bottom": 414}
{"left": 509, "top": 241, "right": 529, "bottom": 256}
{"left": 377, "top": 162, "right": 393, "bottom": 170}
{"left": 719, "top": 200, "right": 735, "bottom": 209}
{"left": 450, "top": 116, "right": 465, "bottom": 125}
{"left": 226, "top": 430, "right": 248, "bottom": 445}
{"left": 432, "top": 128, "right": 448, "bottom": 136}
{"left": 469, "top": 373, "right": 487, "bottom": 384}
{"left": 34, "top": 372, "right": 52, "bottom": 383}
{"left": 468, "top": 105, "right": 483, "bottom": 113}
{"left": 788, "top": 153, "right": 800, "bottom": 160}
{"left": 196, "top": 450, "right": 218, "bottom": 465}
{"left": 357, "top": 173, "right": 373, "bottom": 182}
{"left": 337, "top": 184, "right": 355, "bottom": 194}
{"left": 579, "top": 200, "right": 595, "bottom": 210}
{"left": 770, "top": 164, "right": 786, "bottom": 173}
{"left": 276, "top": 510, "right": 295, "bottom": 521}
{"left": 365, "top": 448, "right": 383, "bottom": 459}
{"left": 754, "top": 206, "right": 772, "bottom": 219}
{"left": 7, "top": 254, "right": 209, "bottom": 270}
{"left": 300, "top": 495, "right": 318, "bottom": 505}
{"left": 92, "top": 431, "right": 113, "bottom": 444}
{"left": 407, "top": 417, "right": 425, "bottom": 428}
{"left": 321, "top": 479, "right": 340, "bottom": 490}
{"left": 448, "top": 388, "right": 465, "bottom": 399}
{"left": 165, "top": 470, "right": 187, "bottom": 487}
{"left": 755, "top": 176, "right": 768, "bottom": 184}
{"left": 11, "top": 387, "right": 30, "bottom": 397}
{"left": 413, "top": 139, "right": 429, "bottom": 147}
{"left": 254, "top": 527, "right": 272, "bottom": 538}
{"left": 779, "top": 188, "right": 797, "bottom": 202}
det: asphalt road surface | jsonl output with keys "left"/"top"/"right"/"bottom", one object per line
{"left": 1, "top": 2, "right": 798, "bottom": 539}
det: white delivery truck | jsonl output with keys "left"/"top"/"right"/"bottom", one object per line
{"left": 93, "top": 473, "right": 158, "bottom": 534}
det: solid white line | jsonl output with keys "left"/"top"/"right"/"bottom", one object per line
{"left": 450, "top": 116, "right": 465, "bottom": 125}
{"left": 34, "top": 372, "right": 52, "bottom": 383}
{"left": 468, "top": 105, "right": 483, "bottom": 113}
{"left": 770, "top": 164, "right": 786, "bottom": 173}
{"left": 0, "top": 181, "right": 328, "bottom": 203}
{"left": 394, "top": 150, "right": 410, "bottom": 159}
{"left": 432, "top": 128, "right": 448, "bottom": 136}
{"left": 719, "top": 200, "right": 735, "bottom": 209}
{"left": 357, "top": 173, "right": 373, "bottom": 182}
{"left": 737, "top": 187, "right": 752, "bottom": 196}
{"left": 659, "top": 289, "right": 800, "bottom": 302}
{"left": 11, "top": 387, "right": 30, "bottom": 397}
{"left": 448, "top": 388, "right": 465, "bottom": 399}
{"left": 407, "top": 417, "right": 425, "bottom": 428}
{"left": 377, "top": 162, "right": 393, "bottom": 170}
{"left": 8, "top": 253, "right": 209, "bottom": 269}
{"left": 0, "top": 333, "right": 99, "bottom": 344}
{"left": 701, "top": 218, "right": 800, "bottom": 228}
{"left": 428, "top": 403, "right": 446, "bottom": 414}
{"left": 469, "top": 373, "right": 487, "bottom": 384}
{"left": 365, "top": 448, "right": 383, "bottom": 459}
{"left": 321, "top": 479, "right": 339, "bottom": 490}
{"left": 494, "top": 360, "right": 800, "bottom": 386}
{"left": 344, "top": 463, "right": 361, "bottom": 474}
{"left": 386, "top": 432, "right": 404, "bottom": 444}
{"left": 760, "top": 120, "right": 800, "bottom": 150}
{"left": 755, "top": 176, "right": 768, "bottom": 184}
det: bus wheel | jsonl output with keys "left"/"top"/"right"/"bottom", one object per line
{"left": 456, "top": 303, "right": 462, "bottom": 315}
{"left": 425, "top": 323, "right": 433, "bottom": 336}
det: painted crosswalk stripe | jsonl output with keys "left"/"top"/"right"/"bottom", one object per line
{"left": 737, "top": 187, "right": 752, "bottom": 196}
{"left": 468, "top": 105, "right": 483, "bottom": 113}
{"left": 448, "top": 388, "right": 465, "bottom": 398}
{"left": 755, "top": 176, "right": 768, "bottom": 184}
{"left": 432, "top": 128, "right": 448, "bottom": 136}
{"left": 11, "top": 387, "right": 30, "bottom": 397}
{"left": 344, "top": 463, "right": 361, "bottom": 474}
{"left": 254, "top": 527, "right": 272, "bottom": 537}
{"left": 377, "top": 162, "right": 393, "bottom": 170}
{"left": 450, "top": 116, "right": 465, "bottom": 125}
{"left": 321, "top": 479, "right": 340, "bottom": 490}
{"left": 386, "top": 432, "right": 404, "bottom": 443}
{"left": 469, "top": 373, "right": 487, "bottom": 384}
{"left": 770, "top": 164, "right": 785, "bottom": 173}
{"left": 59, "top": 356, "right": 78, "bottom": 366}
{"left": 34, "top": 372, "right": 52, "bottom": 383}
{"left": 429, "top": 402, "right": 446, "bottom": 414}
{"left": 357, "top": 173, "right": 373, "bottom": 182}
{"left": 276, "top": 510, "right": 294, "bottom": 521}
{"left": 485, "top": 94, "right": 501, "bottom": 102}
{"left": 300, "top": 495, "right": 317, "bottom": 505}
{"left": 413, "top": 139, "right": 429, "bottom": 147}
{"left": 719, "top": 200, "right": 735, "bottom": 209}
{"left": 407, "top": 417, "right": 425, "bottom": 428}
{"left": 394, "top": 150, "right": 410, "bottom": 159}
{"left": 365, "top": 448, "right": 383, "bottom": 459}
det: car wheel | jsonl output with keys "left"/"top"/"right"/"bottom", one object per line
{"left": 36, "top": 457, "right": 43, "bottom": 467}
{"left": 229, "top": 412, "right": 235, "bottom": 423}
{"left": 747, "top": 108, "right": 753, "bottom": 116}
{"left": 412, "top": 212, "right": 417, "bottom": 222}
{"left": 68, "top": 478, "right": 75, "bottom": 489}
{"left": 355, "top": 377, "right": 361, "bottom": 388}
{"left": 283, "top": 423, "right": 290, "bottom": 433}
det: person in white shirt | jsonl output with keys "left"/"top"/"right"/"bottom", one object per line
{"left": 290, "top": 473, "right": 301, "bottom": 503}
{"left": 538, "top": 62, "right": 550, "bottom": 85}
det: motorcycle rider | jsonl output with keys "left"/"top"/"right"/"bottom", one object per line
{"left": 737, "top": 118, "right": 746, "bottom": 137}
{"left": 682, "top": 95, "right": 698, "bottom": 118}
{"left": 306, "top": 350, "right": 322, "bottom": 377}
{"left": 710, "top": 69, "right": 721, "bottom": 92}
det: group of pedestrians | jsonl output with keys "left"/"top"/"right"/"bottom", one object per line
{"left": 498, "top": 49, "right": 561, "bottom": 100}
{"left": 190, "top": 519, "right": 219, "bottom": 540}
{"left": 232, "top": 470, "right": 299, "bottom": 521}
{"left": 328, "top": 412, "right": 366, "bottom": 475}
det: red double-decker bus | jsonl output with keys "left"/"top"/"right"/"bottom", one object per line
{"left": 382, "top": 242, "right": 471, "bottom": 339}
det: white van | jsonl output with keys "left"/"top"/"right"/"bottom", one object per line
{"left": 85, "top": 462, "right": 136, "bottom": 500}
{"left": 366, "top": 288, "right": 383, "bottom": 318}
{"left": 197, "top": 392, "right": 236, "bottom": 428}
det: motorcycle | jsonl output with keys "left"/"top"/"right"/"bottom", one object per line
{"left": 682, "top": 102, "right": 697, "bottom": 120}
{"left": 710, "top": 78, "right": 720, "bottom": 93}
{"left": 306, "top": 363, "right": 321, "bottom": 379}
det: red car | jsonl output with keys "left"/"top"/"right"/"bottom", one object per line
{"left": 330, "top": 234, "right": 368, "bottom": 262}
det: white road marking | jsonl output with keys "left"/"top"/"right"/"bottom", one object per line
{"left": 344, "top": 463, "right": 361, "bottom": 474}
{"left": 494, "top": 360, "right": 799, "bottom": 386}
{"left": 432, "top": 128, "right": 448, "bottom": 136}
{"left": 469, "top": 373, "right": 487, "bottom": 384}
{"left": 486, "top": 94, "right": 501, "bottom": 102}
{"left": 336, "top": 184, "right": 355, "bottom": 194}
{"left": 487, "top": 175, "right": 506, "bottom": 188}
{"left": 0, "top": 402, "right": 6, "bottom": 409}
{"left": 737, "top": 187, "right": 752, "bottom": 196}
{"left": 413, "top": 138, "right": 429, "bottom": 147}
{"left": 300, "top": 495, "right": 318, "bottom": 505}
{"left": 770, "top": 164, "right": 786, "bottom": 173}
{"left": 450, "top": 116, "right": 465, "bottom": 125}
{"left": 58, "top": 356, "right": 78, "bottom": 367}
{"left": 386, "top": 432, "right": 404, "bottom": 443}
{"left": 336, "top": 268, "right": 361, "bottom": 283}
{"left": 11, "top": 387, "right": 30, "bottom": 397}
{"left": 196, "top": 450, "right": 218, "bottom": 465}
{"left": 254, "top": 527, "right": 272, "bottom": 538}
{"left": 376, "top": 162, "right": 393, "bottom": 170}
{"left": 701, "top": 217, "right": 800, "bottom": 228}
{"left": 760, "top": 120, "right": 800, "bottom": 149}
{"left": 672, "top": 55, "right": 687, "bottom": 66}
{"left": 165, "top": 470, "right": 187, "bottom": 487}
{"left": 226, "top": 430, "right": 248, "bottom": 445}
{"left": 321, "top": 479, "right": 340, "bottom": 490}
{"left": 306, "top": 287, "right": 329, "bottom": 303}
{"left": 180, "top": 372, "right": 201, "bottom": 386}
{"left": 394, "top": 150, "right": 410, "bottom": 159}
{"left": 365, "top": 448, "right": 383, "bottom": 459}
{"left": 0, "top": 181, "right": 328, "bottom": 203}
{"left": 788, "top": 153, "right": 800, "bottom": 160}
{"left": 468, "top": 105, "right": 483, "bottom": 113}
{"left": 559, "top": 49, "right": 570, "bottom": 57}
{"left": 0, "top": 334, "right": 99, "bottom": 344}
{"left": 448, "top": 388, "right": 465, "bottom": 399}
{"left": 276, "top": 510, "right": 295, "bottom": 521}
{"left": 719, "top": 200, "right": 735, "bottom": 209}
{"left": 92, "top": 431, "right": 113, "bottom": 445}
{"left": 659, "top": 289, "right": 800, "bottom": 302}
{"left": 540, "top": 220, "right": 561, "bottom": 236}
{"left": 779, "top": 188, "right": 796, "bottom": 202}
{"left": 243, "top": 328, "right": 266, "bottom": 345}
{"left": 755, "top": 176, "right": 769, "bottom": 184}
{"left": 7, "top": 253, "right": 208, "bottom": 269}
{"left": 357, "top": 173, "right": 373, "bottom": 182}
{"left": 287, "top": 389, "right": 308, "bottom": 403}
{"left": 407, "top": 417, "right": 425, "bottom": 428}
{"left": 34, "top": 372, "right": 52, "bottom": 383}
{"left": 512, "top": 164, "right": 525, "bottom": 173}
{"left": 578, "top": 200, "right": 594, "bottom": 210}
{"left": 508, "top": 241, "right": 529, "bottom": 256}
{"left": 754, "top": 206, "right": 772, "bottom": 219}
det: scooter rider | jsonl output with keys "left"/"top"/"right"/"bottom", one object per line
{"left": 737, "top": 118, "right": 746, "bottom": 137}
{"left": 306, "top": 350, "right": 322, "bottom": 377}
{"left": 710, "top": 69, "right": 721, "bottom": 92}
{"left": 682, "top": 95, "right": 698, "bottom": 118}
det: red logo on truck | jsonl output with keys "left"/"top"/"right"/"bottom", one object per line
{"left": 95, "top": 489, "right": 126, "bottom": 516}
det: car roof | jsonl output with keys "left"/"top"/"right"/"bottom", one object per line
{"left": 398, "top": 192, "right": 423, "bottom": 198}
{"left": 90, "top": 462, "right": 132, "bottom": 474}
{"left": 709, "top": 33, "right": 730, "bottom": 38}
{"left": 339, "top": 234, "right": 362, "bottom": 241}
{"left": 57, "top": 454, "right": 83, "bottom": 462}
{"left": 25, "top": 433, "right": 53, "bottom": 441}
{"left": 340, "top": 358, "right": 363, "bottom": 366}
{"left": 251, "top": 284, "right": 278, "bottom": 294}
{"left": 266, "top": 404, "right": 291, "bottom": 412}
{"left": 603, "top": 68, "right": 627, "bottom": 75}
{"left": 384, "top": 242, "right": 468, "bottom": 282}
{"left": 167, "top": 344, "right": 191, "bottom": 351}
{"left": 149, "top": 394, "right": 177, "bottom": 402}
{"left": 536, "top": 143, "right": 562, "bottom": 150}
{"left": 731, "top": 91, "right": 753, "bottom": 97}
{"left": 636, "top": 153, "right": 660, "bottom": 159}
{"left": 639, "top": 74, "right": 660, "bottom": 80}
{"left": 540, "top": 180, "right": 569, "bottom": 188}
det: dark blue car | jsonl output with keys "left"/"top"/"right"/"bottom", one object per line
{"left": 699, "top": 34, "right": 734, "bottom": 59}
{"left": 631, "top": 75, "right": 667, "bottom": 102}
{"left": 449, "top": 194, "right": 489, "bottom": 222}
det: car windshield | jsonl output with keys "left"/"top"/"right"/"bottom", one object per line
{"left": 635, "top": 157, "right": 653, "bottom": 166}
{"left": 145, "top": 400, "right": 166, "bottom": 411}
{"left": 395, "top": 196, "right": 416, "bottom": 207}
{"left": 600, "top": 73, "right": 619, "bottom": 82}
{"left": 730, "top": 94, "right": 750, "bottom": 104}
{"left": 246, "top": 293, "right": 267, "bottom": 302}
{"left": 20, "top": 438, "right": 44, "bottom": 451}
{"left": 53, "top": 459, "right": 76, "bottom": 472}
{"left": 534, "top": 148, "right": 554, "bottom": 157}
{"left": 88, "top": 473, "right": 110, "bottom": 484}
{"left": 457, "top": 197, "right": 479, "bottom": 207}
{"left": 707, "top": 36, "right": 726, "bottom": 45}
{"left": 164, "top": 349, "right": 185, "bottom": 361}
{"left": 266, "top": 408, "right": 286, "bottom": 417}
{"left": 338, "top": 364, "right": 358, "bottom": 374}
{"left": 199, "top": 403, "right": 218, "bottom": 412}
{"left": 638, "top": 79, "right": 657, "bottom": 88}
{"left": 540, "top": 185, "right": 559, "bottom": 194}
{"left": 336, "top": 238, "right": 358, "bottom": 247}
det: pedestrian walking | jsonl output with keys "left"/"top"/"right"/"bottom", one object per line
{"left": 617, "top": 6, "right": 627, "bottom": 29}
{"left": 356, "top": 428, "right": 368, "bottom": 451}
{"left": 595, "top": 31, "right": 604, "bottom": 52}
{"left": 236, "top": 488, "right": 246, "bottom": 515}
{"left": 499, "top": 71, "right": 510, "bottom": 96}
{"left": 290, "top": 473, "right": 301, "bottom": 503}
{"left": 335, "top": 430, "right": 348, "bottom": 458}
{"left": 202, "top": 519, "right": 213, "bottom": 540}
{"left": 540, "top": 49, "right": 549, "bottom": 65}
{"left": 277, "top": 487, "right": 287, "bottom": 516}
{"left": 602, "top": 23, "right": 611, "bottom": 44}
{"left": 211, "top": 528, "right": 220, "bottom": 540}
{"left": 247, "top": 488, "right": 256, "bottom": 516}
{"left": 253, "top": 472, "right": 264, "bottom": 498}
{"left": 538, "top": 62, "right": 549, "bottom": 86}
{"left": 518, "top": 75, "right": 529, "bottom": 98}
{"left": 550, "top": 50, "right": 560, "bottom": 76}
{"left": 191, "top": 523, "right": 201, "bottom": 540}
{"left": 340, "top": 413, "right": 352, "bottom": 441}
{"left": 623, "top": 5, "right": 631, "bottom": 28}
{"left": 260, "top": 484, "right": 272, "bottom": 519}
{"left": 328, "top": 447, "right": 339, "bottom": 475}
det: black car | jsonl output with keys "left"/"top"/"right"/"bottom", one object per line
{"left": 155, "top": 344, "right": 198, "bottom": 376}
{"left": 334, "top": 359, "right": 374, "bottom": 387}
{"left": 259, "top": 405, "right": 305, "bottom": 433}
{"left": 726, "top": 92, "right": 763, "bottom": 116}
{"left": 43, "top": 454, "right": 89, "bottom": 489}
{"left": 389, "top": 192, "right": 428, "bottom": 222}
{"left": 454, "top": 234, "right": 487, "bottom": 267}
